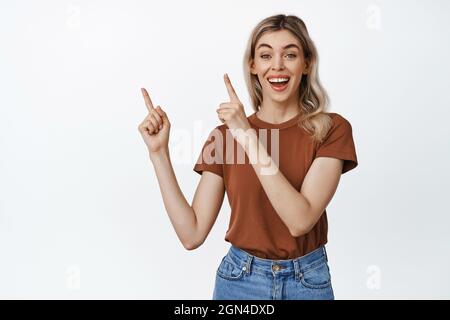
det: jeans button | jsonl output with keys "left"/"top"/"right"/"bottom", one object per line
{"left": 272, "top": 264, "right": 280, "bottom": 271}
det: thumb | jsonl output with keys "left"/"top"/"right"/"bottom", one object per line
{"left": 155, "top": 106, "right": 169, "bottom": 125}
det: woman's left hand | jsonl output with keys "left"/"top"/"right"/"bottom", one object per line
{"left": 216, "top": 74, "right": 252, "bottom": 143}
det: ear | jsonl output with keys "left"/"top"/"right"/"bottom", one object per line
{"left": 250, "top": 60, "right": 257, "bottom": 75}
{"left": 302, "top": 59, "right": 310, "bottom": 75}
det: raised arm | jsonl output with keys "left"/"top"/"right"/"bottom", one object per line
{"left": 138, "top": 88, "right": 224, "bottom": 250}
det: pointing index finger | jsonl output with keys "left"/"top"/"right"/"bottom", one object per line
{"left": 141, "top": 87, "right": 155, "bottom": 112}
{"left": 224, "top": 73, "right": 240, "bottom": 103}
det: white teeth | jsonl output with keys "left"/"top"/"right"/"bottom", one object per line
{"left": 268, "top": 77, "right": 289, "bottom": 83}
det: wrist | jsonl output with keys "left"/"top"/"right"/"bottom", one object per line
{"left": 237, "top": 130, "right": 258, "bottom": 153}
{"left": 149, "top": 148, "right": 170, "bottom": 162}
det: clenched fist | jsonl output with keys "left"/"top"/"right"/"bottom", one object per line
{"left": 216, "top": 73, "right": 252, "bottom": 145}
{"left": 138, "top": 87, "right": 171, "bottom": 154}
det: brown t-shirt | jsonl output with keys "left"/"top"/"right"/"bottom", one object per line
{"left": 193, "top": 111, "right": 358, "bottom": 259}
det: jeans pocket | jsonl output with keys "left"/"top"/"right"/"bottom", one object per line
{"left": 216, "top": 255, "right": 245, "bottom": 281}
{"left": 299, "top": 260, "right": 332, "bottom": 289}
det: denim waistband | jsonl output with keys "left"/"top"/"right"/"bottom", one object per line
{"left": 226, "top": 244, "right": 329, "bottom": 279}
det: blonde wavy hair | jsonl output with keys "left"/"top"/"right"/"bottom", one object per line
{"left": 243, "top": 14, "right": 332, "bottom": 143}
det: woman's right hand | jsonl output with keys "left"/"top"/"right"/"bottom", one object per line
{"left": 138, "top": 87, "right": 171, "bottom": 155}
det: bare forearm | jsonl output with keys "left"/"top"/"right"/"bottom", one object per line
{"left": 244, "top": 134, "right": 311, "bottom": 236}
{"left": 149, "top": 149, "right": 197, "bottom": 248}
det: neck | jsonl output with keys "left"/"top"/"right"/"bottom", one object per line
{"left": 257, "top": 98, "right": 301, "bottom": 124}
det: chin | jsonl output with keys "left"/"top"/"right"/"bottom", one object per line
{"left": 267, "top": 91, "right": 293, "bottom": 102}
{"left": 270, "top": 96, "right": 289, "bottom": 103}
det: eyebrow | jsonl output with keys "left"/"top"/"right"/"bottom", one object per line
{"left": 256, "top": 43, "right": 301, "bottom": 51}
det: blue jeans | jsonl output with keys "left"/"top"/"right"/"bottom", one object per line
{"left": 212, "top": 244, "right": 335, "bottom": 300}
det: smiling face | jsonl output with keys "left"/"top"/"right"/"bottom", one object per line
{"left": 250, "top": 29, "right": 308, "bottom": 105}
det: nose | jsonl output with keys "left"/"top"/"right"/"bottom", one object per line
{"left": 271, "top": 55, "right": 285, "bottom": 70}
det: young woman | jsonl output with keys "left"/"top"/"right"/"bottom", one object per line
{"left": 138, "top": 14, "right": 358, "bottom": 300}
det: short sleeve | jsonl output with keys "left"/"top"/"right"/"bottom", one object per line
{"left": 193, "top": 126, "right": 224, "bottom": 178}
{"left": 315, "top": 114, "right": 358, "bottom": 174}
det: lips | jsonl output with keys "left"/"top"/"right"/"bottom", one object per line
{"left": 267, "top": 76, "right": 290, "bottom": 92}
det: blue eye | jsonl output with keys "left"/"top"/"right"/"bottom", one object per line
{"left": 260, "top": 54, "right": 296, "bottom": 59}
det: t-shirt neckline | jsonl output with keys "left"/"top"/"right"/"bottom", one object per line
{"left": 248, "top": 111, "right": 301, "bottom": 129}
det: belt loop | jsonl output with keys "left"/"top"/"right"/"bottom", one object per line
{"left": 323, "top": 246, "right": 328, "bottom": 261}
{"left": 244, "top": 254, "right": 253, "bottom": 274}
{"left": 293, "top": 258, "right": 301, "bottom": 281}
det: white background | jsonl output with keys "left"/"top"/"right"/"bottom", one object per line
{"left": 1, "top": 0, "right": 449, "bottom": 299}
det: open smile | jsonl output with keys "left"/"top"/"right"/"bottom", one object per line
{"left": 267, "top": 76, "right": 290, "bottom": 92}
